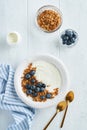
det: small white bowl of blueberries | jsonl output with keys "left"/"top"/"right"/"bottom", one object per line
{"left": 60, "top": 29, "right": 78, "bottom": 47}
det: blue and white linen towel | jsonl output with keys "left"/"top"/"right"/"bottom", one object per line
{"left": 0, "top": 64, "right": 35, "bottom": 130}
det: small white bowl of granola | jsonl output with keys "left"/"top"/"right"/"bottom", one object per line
{"left": 14, "top": 54, "right": 69, "bottom": 108}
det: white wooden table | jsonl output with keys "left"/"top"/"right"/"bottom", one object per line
{"left": 0, "top": 0, "right": 87, "bottom": 130}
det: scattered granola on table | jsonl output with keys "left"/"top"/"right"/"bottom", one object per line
{"left": 21, "top": 63, "right": 59, "bottom": 102}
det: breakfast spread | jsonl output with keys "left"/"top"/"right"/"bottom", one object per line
{"left": 61, "top": 29, "right": 78, "bottom": 46}
{"left": 37, "top": 6, "right": 62, "bottom": 32}
{"left": 0, "top": 0, "right": 78, "bottom": 129}
{"left": 21, "top": 60, "right": 62, "bottom": 102}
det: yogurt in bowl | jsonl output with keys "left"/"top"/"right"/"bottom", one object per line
{"left": 21, "top": 60, "right": 62, "bottom": 102}
{"left": 14, "top": 55, "right": 69, "bottom": 108}
{"left": 33, "top": 60, "right": 62, "bottom": 92}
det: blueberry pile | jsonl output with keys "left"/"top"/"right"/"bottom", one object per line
{"left": 61, "top": 29, "right": 78, "bottom": 46}
{"left": 26, "top": 82, "right": 45, "bottom": 95}
{"left": 24, "top": 69, "right": 52, "bottom": 100}
{"left": 25, "top": 82, "right": 52, "bottom": 99}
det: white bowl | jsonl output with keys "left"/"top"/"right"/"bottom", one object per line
{"left": 14, "top": 55, "right": 69, "bottom": 108}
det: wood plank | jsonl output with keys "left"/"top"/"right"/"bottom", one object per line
{"left": 28, "top": 0, "right": 60, "bottom": 57}
{"left": 0, "top": 0, "right": 27, "bottom": 67}
{"left": 59, "top": 0, "right": 87, "bottom": 130}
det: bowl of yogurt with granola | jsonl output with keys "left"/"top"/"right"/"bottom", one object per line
{"left": 14, "top": 55, "right": 69, "bottom": 108}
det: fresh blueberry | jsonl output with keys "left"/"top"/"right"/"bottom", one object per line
{"left": 31, "top": 85, "right": 36, "bottom": 90}
{"left": 63, "top": 40, "right": 68, "bottom": 45}
{"left": 70, "top": 37, "right": 76, "bottom": 43}
{"left": 32, "top": 92, "right": 38, "bottom": 97}
{"left": 36, "top": 82, "right": 43, "bottom": 87}
{"left": 65, "top": 30, "right": 73, "bottom": 38}
{"left": 26, "top": 84, "right": 31, "bottom": 89}
{"left": 40, "top": 95, "right": 45, "bottom": 100}
{"left": 62, "top": 41, "right": 65, "bottom": 44}
{"left": 61, "top": 34, "right": 65, "bottom": 39}
{"left": 65, "top": 36, "right": 69, "bottom": 41}
{"left": 61, "top": 35, "right": 69, "bottom": 41}
{"left": 31, "top": 79, "right": 35, "bottom": 84}
{"left": 26, "top": 89, "right": 33, "bottom": 95}
{"left": 40, "top": 87, "right": 45, "bottom": 92}
{"left": 73, "top": 31, "right": 77, "bottom": 39}
{"left": 29, "top": 70, "right": 36, "bottom": 76}
{"left": 25, "top": 73, "right": 31, "bottom": 79}
{"left": 35, "top": 87, "right": 40, "bottom": 92}
{"left": 46, "top": 93, "right": 52, "bottom": 99}
{"left": 66, "top": 41, "right": 72, "bottom": 45}
{"left": 42, "top": 83, "right": 46, "bottom": 88}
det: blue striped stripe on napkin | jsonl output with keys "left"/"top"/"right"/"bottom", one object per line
{"left": 0, "top": 64, "right": 35, "bottom": 130}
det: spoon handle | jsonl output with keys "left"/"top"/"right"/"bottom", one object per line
{"left": 43, "top": 110, "right": 59, "bottom": 130}
{"left": 60, "top": 101, "right": 69, "bottom": 128}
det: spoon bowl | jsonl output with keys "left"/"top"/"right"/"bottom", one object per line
{"left": 66, "top": 91, "right": 74, "bottom": 102}
{"left": 57, "top": 101, "right": 67, "bottom": 112}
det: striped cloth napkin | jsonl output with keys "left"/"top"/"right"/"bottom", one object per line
{"left": 0, "top": 64, "right": 35, "bottom": 130}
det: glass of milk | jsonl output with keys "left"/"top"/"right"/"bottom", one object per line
{"left": 7, "top": 31, "right": 21, "bottom": 46}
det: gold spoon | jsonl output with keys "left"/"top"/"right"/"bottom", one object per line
{"left": 60, "top": 91, "right": 74, "bottom": 128}
{"left": 43, "top": 101, "right": 66, "bottom": 130}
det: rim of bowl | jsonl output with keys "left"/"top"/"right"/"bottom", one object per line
{"left": 14, "top": 54, "right": 70, "bottom": 109}
{"left": 35, "top": 5, "right": 63, "bottom": 33}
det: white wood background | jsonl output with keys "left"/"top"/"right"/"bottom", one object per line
{"left": 0, "top": 0, "right": 87, "bottom": 130}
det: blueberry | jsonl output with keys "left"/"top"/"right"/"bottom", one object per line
{"left": 61, "top": 35, "right": 69, "bottom": 41}
{"left": 36, "top": 82, "right": 43, "bottom": 87}
{"left": 40, "top": 95, "right": 45, "bottom": 100}
{"left": 35, "top": 87, "right": 40, "bottom": 92}
{"left": 46, "top": 93, "right": 52, "bottom": 99}
{"left": 64, "top": 36, "right": 69, "bottom": 41}
{"left": 32, "top": 92, "right": 38, "bottom": 97}
{"left": 40, "top": 87, "right": 45, "bottom": 92}
{"left": 61, "top": 34, "right": 65, "bottom": 39}
{"left": 26, "top": 84, "right": 31, "bottom": 89}
{"left": 63, "top": 40, "right": 68, "bottom": 45}
{"left": 31, "top": 79, "right": 35, "bottom": 84}
{"left": 31, "top": 85, "right": 36, "bottom": 90}
{"left": 29, "top": 70, "right": 36, "bottom": 76}
{"left": 73, "top": 31, "right": 77, "bottom": 39}
{"left": 62, "top": 41, "right": 65, "bottom": 44}
{"left": 26, "top": 89, "right": 33, "bottom": 95}
{"left": 42, "top": 83, "right": 46, "bottom": 88}
{"left": 65, "top": 30, "right": 73, "bottom": 38}
{"left": 73, "top": 34, "right": 76, "bottom": 39}
{"left": 66, "top": 41, "right": 72, "bottom": 45}
{"left": 25, "top": 73, "right": 31, "bottom": 79}
{"left": 70, "top": 37, "right": 76, "bottom": 43}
